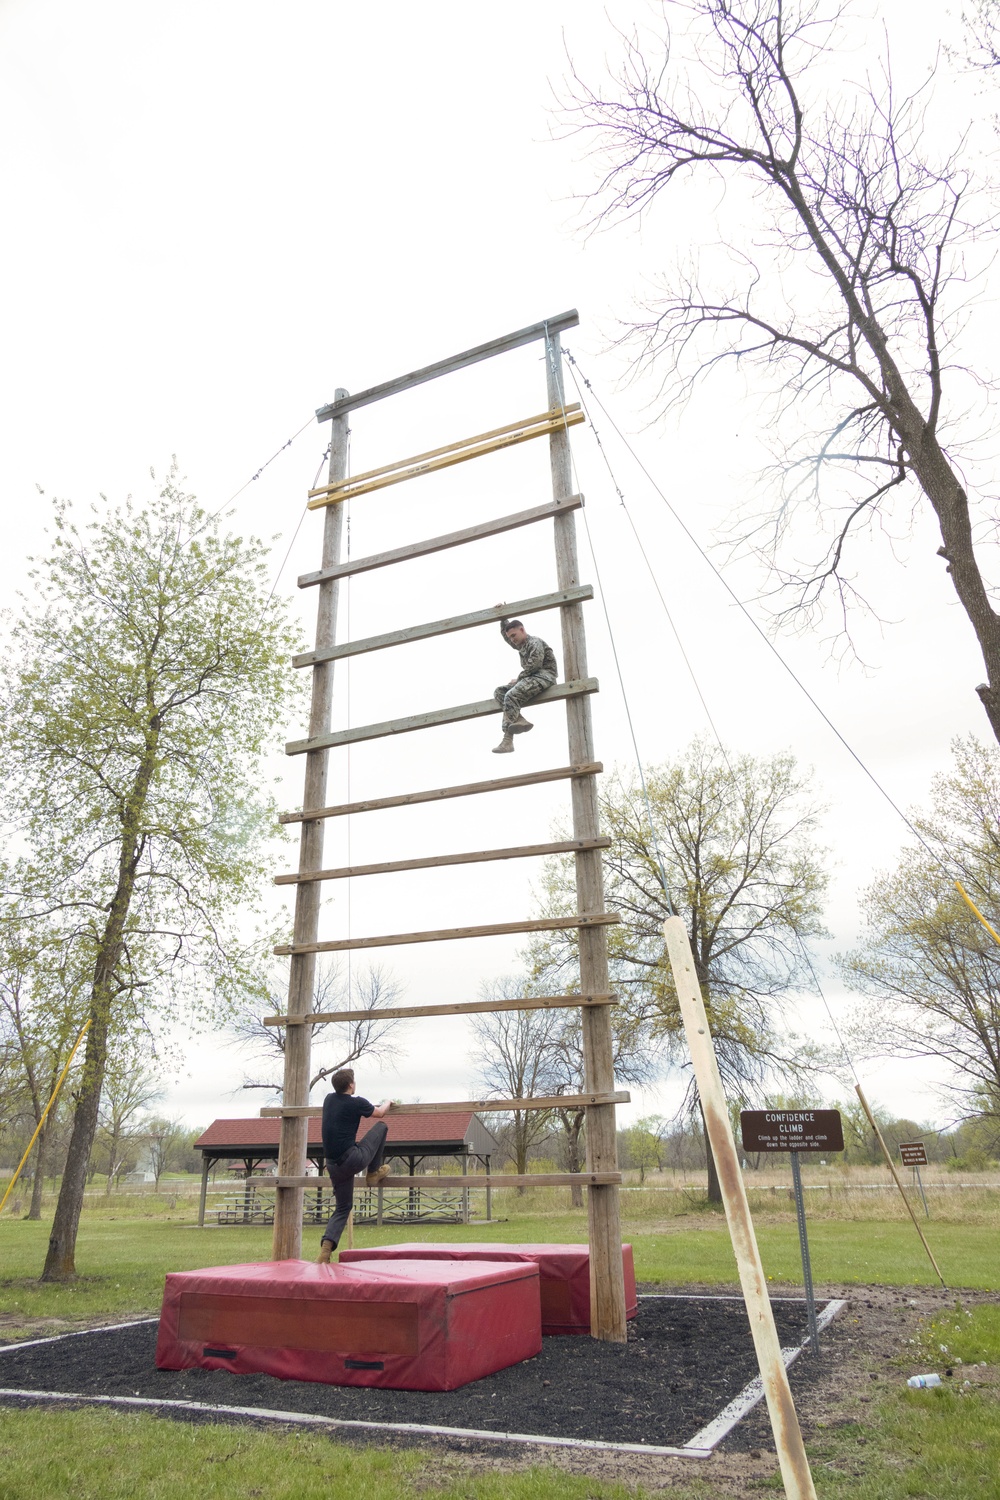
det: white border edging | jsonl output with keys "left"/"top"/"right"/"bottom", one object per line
{"left": 0, "top": 1318, "right": 158, "bottom": 1354}
{"left": 0, "top": 1387, "right": 711, "bottom": 1459}
{"left": 684, "top": 1299, "right": 847, "bottom": 1450}
{"left": 0, "top": 1298, "right": 847, "bottom": 1459}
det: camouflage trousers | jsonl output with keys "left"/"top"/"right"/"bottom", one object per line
{"left": 493, "top": 671, "right": 557, "bottom": 726}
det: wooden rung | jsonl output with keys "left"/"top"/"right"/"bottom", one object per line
{"left": 274, "top": 837, "right": 609, "bottom": 887}
{"left": 307, "top": 406, "right": 585, "bottom": 510}
{"left": 263, "top": 1091, "right": 628, "bottom": 1118}
{"left": 273, "top": 911, "right": 620, "bottom": 957}
{"left": 310, "top": 407, "right": 583, "bottom": 499}
{"left": 315, "top": 310, "right": 579, "bottom": 422}
{"left": 278, "top": 761, "right": 602, "bottom": 826}
{"left": 293, "top": 586, "right": 593, "bottom": 668}
{"left": 286, "top": 678, "right": 597, "bottom": 756}
{"left": 297, "top": 496, "right": 584, "bottom": 589}
{"left": 276, "top": 1173, "right": 622, "bottom": 1189}
{"left": 263, "top": 993, "right": 617, "bottom": 1027}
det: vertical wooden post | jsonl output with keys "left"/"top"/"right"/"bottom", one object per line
{"left": 273, "top": 390, "right": 350, "bottom": 1260}
{"left": 461, "top": 1153, "right": 470, "bottom": 1225}
{"left": 545, "top": 332, "right": 627, "bottom": 1343}
{"left": 663, "top": 915, "right": 817, "bottom": 1500}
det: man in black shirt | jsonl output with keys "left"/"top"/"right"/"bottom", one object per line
{"left": 317, "top": 1068, "right": 392, "bottom": 1263}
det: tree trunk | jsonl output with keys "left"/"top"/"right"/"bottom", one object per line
{"left": 41, "top": 991, "right": 112, "bottom": 1279}
{"left": 41, "top": 731, "right": 159, "bottom": 1282}
{"left": 700, "top": 1100, "right": 722, "bottom": 1204}
{"left": 27, "top": 1122, "right": 46, "bottom": 1220}
{"left": 907, "top": 435, "right": 1000, "bottom": 746}
{"left": 562, "top": 1109, "right": 585, "bottom": 1208}
{"left": 706, "top": 1137, "right": 722, "bottom": 1204}
{"left": 104, "top": 1127, "right": 120, "bottom": 1195}
{"left": 514, "top": 1111, "right": 528, "bottom": 1195}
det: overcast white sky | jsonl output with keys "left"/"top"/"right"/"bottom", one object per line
{"left": 1, "top": 0, "right": 995, "bottom": 1133}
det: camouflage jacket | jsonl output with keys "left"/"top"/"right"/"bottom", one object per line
{"left": 501, "top": 622, "right": 558, "bottom": 680}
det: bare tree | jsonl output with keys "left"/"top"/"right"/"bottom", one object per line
{"left": 231, "top": 959, "right": 406, "bottom": 1098}
{"left": 955, "top": 0, "right": 1000, "bottom": 69}
{"left": 96, "top": 1041, "right": 162, "bottom": 1192}
{"left": 469, "top": 977, "right": 563, "bottom": 1181}
{"left": 570, "top": 1, "right": 1000, "bottom": 741}
{"left": 842, "top": 735, "right": 1000, "bottom": 1124}
{"left": 543, "top": 1003, "right": 662, "bottom": 1207}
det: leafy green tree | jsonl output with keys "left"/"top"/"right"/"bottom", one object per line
{"left": 530, "top": 739, "right": 829, "bottom": 1200}
{"left": 0, "top": 470, "right": 300, "bottom": 1278}
{"left": 142, "top": 1116, "right": 189, "bottom": 1189}
{"left": 626, "top": 1115, "right": 666, "bottom": 1184}
{"left": 842, "top": 736, "right": 1000, "bottom": 1128}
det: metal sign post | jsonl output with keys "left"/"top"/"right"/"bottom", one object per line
{"left": 741, "top": 1109, "right": 845, "bottom": 1354}
{"left": 788, "top": 1151, "right": 819, "bottom": 1352}
{"left": 899, "top": 1142, "right": 930, "bottom": 1218}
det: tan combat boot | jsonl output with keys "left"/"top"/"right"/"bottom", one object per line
{"left": 508, "top": 712, "right": 533, "bottom": 733}
{"left": 317, "top": 1239, "right": 334, "bottom": 1264}
{"left": 492, "top": 730, "right": 515, "bottom": 754}
{"left": 366, "top": 1164, "right": 391, "bottom": 1186}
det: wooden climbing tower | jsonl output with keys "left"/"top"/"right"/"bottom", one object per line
{"left": 265, "top": 310, "right": 629, "bottom": 1341}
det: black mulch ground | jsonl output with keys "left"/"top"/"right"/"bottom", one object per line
{"left": 0, "top": 1297, "right": 831, "bottom": 1450}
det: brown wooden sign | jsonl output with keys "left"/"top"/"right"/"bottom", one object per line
{"left": 898, "top": 1141, "right": 928, "bottom": 1167}
{"left": 740, "top": 1109, "right": 844, "bottom": 1154}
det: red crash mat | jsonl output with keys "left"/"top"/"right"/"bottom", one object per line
{"left": 340, "top": 1243, "right": 637, "bottom": 1335}
{"left": 156, "top": 1258, "right": 541, "bottom": 1390}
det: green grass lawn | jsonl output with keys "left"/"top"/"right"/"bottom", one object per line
{"left": 803, "top": 1303, "right": 1000, "bottom": 1499}
{"left": 1, "top": 1306, "right": 999, "bottom": 1500}
{"left": 0, "top": 1409, "right": 690, "bottom": 1500}
{"left": 1, "top": 1209, "right": 998, "bottom": 1330}
{"left": 2, "top": 1209, "right": 999, "bottom": 1499}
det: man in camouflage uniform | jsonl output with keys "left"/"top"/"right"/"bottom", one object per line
{"left": 491, "top": 610, "right": 558, "bottom": 754}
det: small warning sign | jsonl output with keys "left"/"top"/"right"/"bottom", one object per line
{"left": 898, "top": 1141, "right": 928, "bottom": 1167}
{"left": 740, "top": 1109, "right": 845, "bottom": 1154}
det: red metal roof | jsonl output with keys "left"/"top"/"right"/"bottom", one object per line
{"left": 194, "top": 1110, "right": 479, "bottom": 1153}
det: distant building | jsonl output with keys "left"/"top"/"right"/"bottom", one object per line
{"left": 192, "top": 1109, "right": 500, "bottom": 1225}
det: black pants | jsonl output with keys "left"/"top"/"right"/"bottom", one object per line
{"left": 321, "top": 1121, "right": 388, "bottom": 1248}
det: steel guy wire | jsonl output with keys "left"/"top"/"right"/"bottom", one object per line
{"left": 561, "top": 347, "right": 867, "bottom": 1087}
{"left": 563, "top": 357, "right": 738, "bottom": 788}
{"left": 561, "top": 347, "right": 938, "bottom": 867}
{"left": 544, "top": 331, "right": 675, "bottom": 915}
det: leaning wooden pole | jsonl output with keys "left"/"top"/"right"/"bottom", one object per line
{"left": 545, "top": 332, "right": 627, "bottom": 1342}
{"left": 0, "top": 1020, "right": 91, "bottom": 1217}
{"left": 854, "top": 1084, "right": 946, "bottom": 1287}
{"left": 663, "top": 917, "right": 817, "bottom": 1500}
{"left": 272, "top": 391, "right": 349, "bottom": 1260}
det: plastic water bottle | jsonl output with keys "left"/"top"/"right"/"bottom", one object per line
{"left": 907, "top": 1373, "right": 942, "bottom": 1389}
